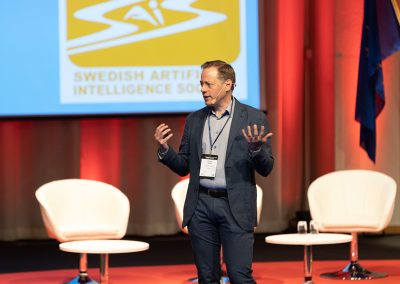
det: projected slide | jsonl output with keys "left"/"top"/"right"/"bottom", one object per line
{"left": 0, "top": 0, "right": 260, "bottom": 116}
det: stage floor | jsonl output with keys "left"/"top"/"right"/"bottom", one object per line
{"left": 0, "top": 260, "right": 399, "bottom": 284}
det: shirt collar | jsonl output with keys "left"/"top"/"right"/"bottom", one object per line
{"left": 210, "top": 97, "right": 234, "bottom": 119}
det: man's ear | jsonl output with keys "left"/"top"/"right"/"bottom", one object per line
{"left": 225, "top": 79, "right": 233, "bottom": 91}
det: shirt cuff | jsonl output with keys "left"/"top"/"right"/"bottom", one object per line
{"left": 248, "top": 141, "right": 262, "bottom": 158}
{"left": 157, "top": 147, "right": 169, "bottom": 160}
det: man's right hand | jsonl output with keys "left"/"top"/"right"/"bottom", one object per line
{"left": 154, "top": 123, "right": 173, "bottom": 151}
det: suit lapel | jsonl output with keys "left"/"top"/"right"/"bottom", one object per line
{"left": 226, "top": 99, "right": 247, "bottom": 160}
{"left": 195, "top": 107, "right": 209, "bottom": 160}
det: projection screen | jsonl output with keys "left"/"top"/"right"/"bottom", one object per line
{"left": 0, "top": 0, "right": 260, "bottom": 116}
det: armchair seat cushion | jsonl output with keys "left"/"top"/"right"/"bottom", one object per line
{"left": 60, "top": 225, "right": 120, "bottom": 240}
{"left": 320, "top": 221, "right": 380, "bottom": 232}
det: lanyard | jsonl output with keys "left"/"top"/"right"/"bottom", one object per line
{"left": 207, "top": 100, "right": 234, "bottom": 154}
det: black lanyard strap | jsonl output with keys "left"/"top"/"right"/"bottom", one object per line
{"left": 207, "top": 100, "right": 234, "bottom": 154}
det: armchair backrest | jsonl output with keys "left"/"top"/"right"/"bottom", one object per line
{"left": 256, "top": 184, "right": 263, "bottom": 225}
{"left": 307, "top": 170, "right": 397, "bottom": 233}
{"left": 171, "top": 179, "right": 264, "bottom": 234}
{"left": 171, "top": 179, "right": 190, "bottom": 234}
{"left": 35, "top": 179, "right": 130, "bottom": 242}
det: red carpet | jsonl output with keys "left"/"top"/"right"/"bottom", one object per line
{"left": 0, "top": 260, "right": 399, "bottom": 283}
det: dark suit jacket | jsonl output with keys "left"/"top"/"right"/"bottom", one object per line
{"left": 160, "top": 98, "right": 274, "bottom": 231}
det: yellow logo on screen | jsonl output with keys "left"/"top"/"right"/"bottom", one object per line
{"left": 66, "top": 0, "right": 240, "bottom": 67}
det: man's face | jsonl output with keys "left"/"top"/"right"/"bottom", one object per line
{"left": 200, "top": 67, "right": 229, "bottom": 107}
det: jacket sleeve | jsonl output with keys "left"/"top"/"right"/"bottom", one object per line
{"left": 158, "top": 117, "right": 191, "bottom": 177}
{"left": 249, "top": 112, "right": 274, "bottom": 177}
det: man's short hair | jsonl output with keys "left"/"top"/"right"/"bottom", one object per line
{"left": 201, "top": 60, "right": 236, "bottom": 90}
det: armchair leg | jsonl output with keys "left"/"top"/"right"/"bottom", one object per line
{"left": 320, "top": 261, "right": 386, "bottom": 280}
{"left": 65, "top": 253, "right": 99, "bottom": 284}
{"left": 220, "top": 275, "right": 230, "bottom": 284}
{"left": 320, "top": 233, "right": 387, "bottom": 280}
{"left": 66, "top": 275, "right": 99, "bottom": 284}
{"left": 220, "top": 248, "right": 230, "bottom": 283}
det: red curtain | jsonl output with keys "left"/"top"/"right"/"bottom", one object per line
{"left": 1, "top": 0, "right": 398, "bottom": 241}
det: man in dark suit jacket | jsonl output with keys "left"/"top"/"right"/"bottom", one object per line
{"left": 154, "top": 60, "right": 274, "bottom": 284}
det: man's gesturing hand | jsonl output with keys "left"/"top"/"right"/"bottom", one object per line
{"left": 241, "top": 124, "right": 273, "bottom": 151}
{"left": 154, "top": 123, "right": 173, "bottom": 151}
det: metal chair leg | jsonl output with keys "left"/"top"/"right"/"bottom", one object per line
{"left": 65, "top": 253, "right": 99, "bottom": 284}
{"left": 320, "top": 232, "right": 387, "bottom": 280}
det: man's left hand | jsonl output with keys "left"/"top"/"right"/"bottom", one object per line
{"left": 241, "top": 125, "right": 273, "bottom": 151}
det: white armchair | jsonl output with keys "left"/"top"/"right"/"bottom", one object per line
{"left": 35, "top": 179, "right": 130, "bottom": 284}
{"left": 307, "top": 169, "right": 397, "bottom": 280}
